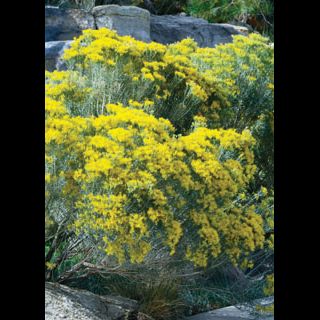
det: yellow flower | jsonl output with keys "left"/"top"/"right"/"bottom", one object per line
{"left": 143, "top": 73, "right": 155, "bottom": 81}
{"left": 45, "top": 262, "right": 56, "bottom": 270}
{"left": 248, "top": 76, "right": 257, "bottom": 82}
{"left": 106, "top": 59, "right": 116, "bottom": 66}
{"left": 129, "top": 99, "right": 143, "bottom": 108}
{"left": 144, "top": 99, "right": 154, "bottom": 107}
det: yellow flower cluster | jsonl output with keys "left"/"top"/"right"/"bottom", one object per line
{"left": 57, "top": 28, "right": 231, "bottom": 127}
{"left": 46, "top": 90, "right": 264, "bottom": 266}
{"left": 53, "top": 29, "right": 272, "bottom": 134}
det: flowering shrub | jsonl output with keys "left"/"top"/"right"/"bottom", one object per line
{"left": 48, "top": 29, "right": 273, "bottom": 188}
{"left": 46, "top": 94, "right": 264, "bottom": 267}
{"left": 51, "top": 30, "right": 273, "bottom": 134}
{"left": 45, "top": 29, "right": 273, "bottom": 272}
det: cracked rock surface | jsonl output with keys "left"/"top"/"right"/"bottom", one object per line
{"left": 45, "top": 282, "right": 138, "bottom": 320}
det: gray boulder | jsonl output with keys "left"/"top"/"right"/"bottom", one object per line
{"left": 187, "top": 297, "right": 274, "bottom": 320}
{"left": 45, "top": 6, "right": 95, "bottom": 41}
{"left": 45, "top": 41, "right": 72, "bottom": 71}
{"left": 92, "top": 5, "right": 151, "bottom": 42}
{"left": 45, "top": 282, "right": 138, "bottom": 320}
{"left": 150, "top": 15, "right": 247, "bottom": 47}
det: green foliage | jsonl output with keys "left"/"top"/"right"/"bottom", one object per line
{"left": 179, "top": 257, "right": 271, "bottom": 315}
{"left": 182, "top": 277, "right": 265, "bottom": 315}
{"left": 186, "top": 0, "right": 273, "bottom": 23}
{"left": 138, "top": 0, "right": 188, "bottom": 14}
{"left": 186, "top": 0, "right": 274, "bottom": 38}
{"left": 66, "top": 273, "right": 111, "bottom": 294}
{"left": 252, "top": 112, "right": 273, "bottom": 188}
{"left": 108, "top": 276, "right": 186, "bottom": 319}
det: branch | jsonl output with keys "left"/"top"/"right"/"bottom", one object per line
{"left": 45, "top": 217, "right": 69, "bottom": 263}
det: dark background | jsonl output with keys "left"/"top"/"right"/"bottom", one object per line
{"left": 0, "top": 1, "right": 314, "bottom": 318}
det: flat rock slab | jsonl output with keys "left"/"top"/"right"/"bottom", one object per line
{"left": 188, "top": 307, "right": 273, "bottom": 320}
{"left": 150, "top": 15, "right": 246, "bottom": 48}
{"left": 188, "top": 297, "right": 274, "bottom": 320}
{"left": 45, "top": 282, "right": 138, "bottom": 320}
